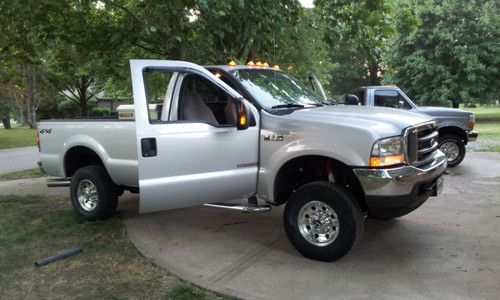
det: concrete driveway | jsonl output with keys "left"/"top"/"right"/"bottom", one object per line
{"left": 1, "top": 152, "right": 498, "bottom": 299}
{"left": 0, "top": 146, "right": 39, "bottom": 175}
{"left": 121, "top": 151, "right": 500, "bottom": 299}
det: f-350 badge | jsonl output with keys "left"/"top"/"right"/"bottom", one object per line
{"left": 262, "top": 130, "right": 289, "bottom": 142}
{"left": 264, "top": 134, "right": 284, "bottom": 141}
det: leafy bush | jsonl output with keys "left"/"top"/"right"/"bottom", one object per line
{"left": 90, "top": 107, "right": 117, "bottom": 117}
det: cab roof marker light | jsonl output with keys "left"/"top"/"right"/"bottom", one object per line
{"left": 255, "top": 61, "right": 262, "bottom": 67}
{"left": 247, "top": 61, "right": 255, "bottom": 67}
{"left": 262, "top": 62, "right": 269, "bottom": 67}
{"left": 228, "top": 60, "right": 236, "bottom": 67}
{"left": 272, "top": 65, "right": 280, "bottom": 70}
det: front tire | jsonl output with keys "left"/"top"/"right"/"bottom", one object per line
{"left": 70, "top": 165, "right": 118, "bottom": 220}
{"left": 284, "top": 182, "right": 364, "bottom": 262}
{"left": 438, "top": 134, "right": 465, "bottom": 167}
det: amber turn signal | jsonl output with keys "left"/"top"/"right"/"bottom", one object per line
{"left": 369, "top": 154, "right": 404, "bottom": 167}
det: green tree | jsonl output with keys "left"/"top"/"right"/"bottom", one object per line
{"left": 0, "top": 96, "right": 17, "bottom": 129}
{"left": 191, "top": 0, "right": 301, "bottom": 64}
{"left": 387, "top": 0, "right": 500, "bottom": 107}
{"left": 316, "top": 0, "right": 401, "bottom": 94}
{"left": 0, "top": 65, "right": 26, "bottom": 129}
{"left": 40, "top": 1, "right": 132, "bottom": 116}
{"left": 271, "top": 8, "right": 334, "bottom": 94}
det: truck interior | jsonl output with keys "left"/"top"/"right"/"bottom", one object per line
{"left": 179, "top": 74, "right": 237, "bottom": 126}
{"left": 374, "top": 90, "right": 412, "bottom": 109}
{"left": 144, "top": 71, "right": 238, "bottom": 126}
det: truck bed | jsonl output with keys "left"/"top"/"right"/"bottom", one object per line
{"left": 39, "top": 119, "right": 139, "bottom": 187}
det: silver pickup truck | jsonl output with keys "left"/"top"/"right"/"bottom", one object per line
{"left": 39, "top": 60, "right": 447, "bottom": 261}
{"left": 331, "top": 85, "right": 478, "bottom": 167}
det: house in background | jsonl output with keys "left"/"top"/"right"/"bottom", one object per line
{"left": 95, "top": 91, "right": 130, "bottom": 111}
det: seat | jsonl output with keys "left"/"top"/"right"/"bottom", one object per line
{"left": 181, "top": 91, "right": 218, "bottom": 126}
{"left": 224, "top": 96, "right": 237, "bottom": 125}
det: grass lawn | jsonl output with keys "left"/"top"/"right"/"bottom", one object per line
{"left": 0, "top": 193, "right": 231, "bottom": 299}
{"left": 0, "top": 125, "right": 37, "bottom": 150}
{"left": 463, "top": 106, "right": 500, "bottom": 124}
{"left": 0, "top": 168, "right": 46, "bottom": 181}
{"left": 463, "top": 106, "right": 500, "bottom": 152}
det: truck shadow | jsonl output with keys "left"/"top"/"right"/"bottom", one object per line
{"left": 118, "top": 193, "right": 451, "bottom": 269}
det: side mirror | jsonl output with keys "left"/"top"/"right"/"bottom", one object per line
{"left": 344, "top": 94, "right": 360, "bottom": 105}
{"left": 235, "top": 99, "right": 250, "bottom": 130}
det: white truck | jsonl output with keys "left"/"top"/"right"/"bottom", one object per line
{"left": 38, "top": 60, "right": 447, "bottom": 261}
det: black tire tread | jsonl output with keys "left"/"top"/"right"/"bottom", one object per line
{"left": 70, "top": 165, "right": 118, "bottom": 220}
{"left": 439, "top": 134, "right": 465, "bottom": 167}
{"left": 284, "top": 181, "right": 364, "bottom": 261}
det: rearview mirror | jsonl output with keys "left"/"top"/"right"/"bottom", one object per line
{"left": 236, "top": 99, "right": 250, "bottom": 130}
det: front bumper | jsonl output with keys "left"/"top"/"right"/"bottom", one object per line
{"left": 352, "top": 150, "right": 447, "bottom": 213}
{"left": 467, "top": 130, "right": 478, "bottom": 142}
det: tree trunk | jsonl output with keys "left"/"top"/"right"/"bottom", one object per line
{"left": 22, "top": 65, "right": 38, "bottom": 129}
{"left": 18, "top": 103, "right": 27, "bottom": 126}
{"left": 80, "top": 91, "right": 87, "bottom": 117}
{"left": 1, "top": 117, "right": 11, "bottom": 129}
{"left": 169, "top": 46, "right": 184, "bottom": 60}
{"left": 368, "top": 63, "right": 380, "bottom": 86}
{"left": 76, "top": 76, "right": 91, "bottom": 117}
{"left": 451, "top": 101, "right": 460, "bottom": 108}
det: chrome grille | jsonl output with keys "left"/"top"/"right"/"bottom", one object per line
{"left": 404, "top": 121, "right": 439, "bottom": 167}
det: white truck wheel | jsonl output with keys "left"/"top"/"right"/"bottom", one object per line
{"left": 283, "top": 181, "right": 364, "bottom": 261}
{"left": 70, "top": 166, "right": 118, "bottom": 220}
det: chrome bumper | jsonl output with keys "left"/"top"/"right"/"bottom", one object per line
{"left": 353, "top": 150, "right": 447, "bottom": 197}
{"left": 467, "top": 130, "right": 478, "bottom": 142}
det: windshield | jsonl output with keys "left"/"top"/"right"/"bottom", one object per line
{"left": 231, "top": 69, "right": 324, "bottom": 109}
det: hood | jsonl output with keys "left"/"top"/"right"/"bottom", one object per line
{"left": 416, "top": 106, "right": 472, "bottom": 117}
{"left": 285, "top": 105, "right": 434, "bottom": 137}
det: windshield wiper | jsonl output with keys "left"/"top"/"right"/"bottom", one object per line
{"left": 271, "top": 103, "right": 305, "bottom": 110}
{"left": 322, "top": 100, "right": 336, "bottom": 105}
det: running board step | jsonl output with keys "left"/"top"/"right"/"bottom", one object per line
{"left": 204, "top": 202, "right": 271, "bottom": 213}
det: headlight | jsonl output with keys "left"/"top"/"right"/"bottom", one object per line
{"left": 370, "top": 136, "right": 405, "bottom": 167}
{"left": 468, "top": 114, "right": 475, "bottom": 130}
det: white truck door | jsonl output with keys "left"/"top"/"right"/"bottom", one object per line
{"left": 130, "top": 60, "right": 259, "bottom": 213}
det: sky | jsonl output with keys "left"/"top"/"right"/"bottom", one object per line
{"left": 299, "top": 0, "right": 315, "bottom": 8}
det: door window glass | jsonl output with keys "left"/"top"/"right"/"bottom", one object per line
{"left": 143, "top": 70, "right": 173, "bottom": 122}
{"left": 179, "top": 74, "right": 237, "bottom": 126}
{"left": 374, "top": 90, "right": 412, "bottom": 109}
{"left": 352, "top": 89, "right": 365, "bottom": 105}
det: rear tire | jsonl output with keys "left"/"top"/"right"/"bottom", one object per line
{"left": 70, "top": 165, "right": 118, "bottom": 220}
{"left": 284, "top": 182, "right": 364, "bottom": 262}
{"left": 438, "top": 134, "right": 465, "bottom": 167}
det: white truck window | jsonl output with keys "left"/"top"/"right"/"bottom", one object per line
{"left": 352, "top": 89, "right": 365, "bottom": 105}
{"left": 374, "top": 90, "right": 412, "bottom": 109}
{"left": 143, "top": 70, "right": 173, "bottom": 122}
{"left": 178, "top": 74, "right": 237, "bottom": 126}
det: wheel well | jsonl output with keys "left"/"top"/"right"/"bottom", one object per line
{"left": 64, "top": 146, "right": 105, "bottom": 177}
{"left": 439, "top": 126, "right": 466, "bottom": 143}
{"left": 273, "top": 155, "right": 366, "bottom": 210}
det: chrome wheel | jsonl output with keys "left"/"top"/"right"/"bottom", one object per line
{"left": 76, "top": 179, "right": 98, "bottom": 211}
{"left": 297, "top": 200, "right": 339, "bottom": 246}
{"left": 440, "top": 141, "right": 459, "bottom": 162}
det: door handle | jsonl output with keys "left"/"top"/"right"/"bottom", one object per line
{"left": 141, "top": 138, "right": 157, "bottom": 157}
